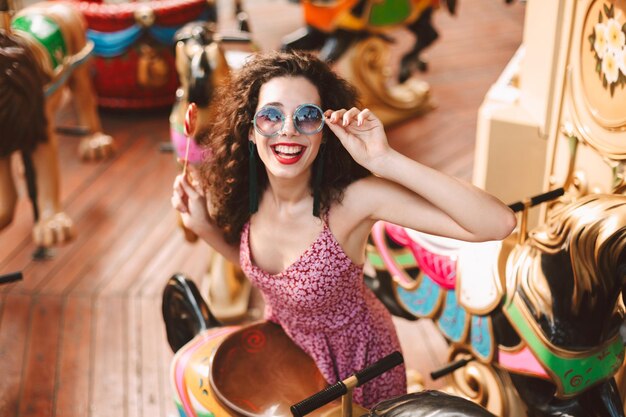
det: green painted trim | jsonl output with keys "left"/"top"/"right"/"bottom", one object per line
{"left": 12, "top": 14, "right": 67, "bottom": 69}
{"left": 370, "top": 0, "right": 411, "bottom": 26}
{"left": 367, "top": 250, "right": 416, "bottom": 269}
{"left": 504, "top": 295, "right": 624, "bottom": 397}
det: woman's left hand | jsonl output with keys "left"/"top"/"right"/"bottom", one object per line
{"left": 324, "top": 108, "right": 392, "bottom": 172}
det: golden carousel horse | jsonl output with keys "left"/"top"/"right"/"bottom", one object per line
{"left": 0, "top": 0, "right": 114, "bottom": 248}
{"left": 281, "top": 0, "right": 448, "bottom": 126}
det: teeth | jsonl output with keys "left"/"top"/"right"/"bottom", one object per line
{"left": 274, "top": 145, "right": 303, "bottom": 155}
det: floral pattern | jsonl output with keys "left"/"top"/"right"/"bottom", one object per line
{"left": 589, "top": 3, "right": 626, "bottom": 96}
{"left": 240, "top": 219, "right": 407, "bottom": 409}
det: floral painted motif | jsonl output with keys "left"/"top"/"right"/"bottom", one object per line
{"left": 240, "top": 218, "right": 407, "bottom": 409}
{"left": 589, "top": 3, "right": 626, "bottom": 96}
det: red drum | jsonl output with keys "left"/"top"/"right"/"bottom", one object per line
{"left": 72, "top": 0, "right": 215, "bottom": 109}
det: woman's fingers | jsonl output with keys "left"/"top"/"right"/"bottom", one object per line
{"left": 342, "top": 107, "right": 360, "bottom": 126}
{"left": 326, "top": 107, "right": 375, "bottom": 128}
{"left": 178, "top": 173, "right": 200, "bottom": 199}
{"left": 356, "top": 108, "right": 373, "bottom": 126}
{"left": 325, "top": 108, "right": 347, "bottom": 124}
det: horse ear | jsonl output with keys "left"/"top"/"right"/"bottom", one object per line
{"left": 184, "top": 103, "right": 198, "bottom": 137}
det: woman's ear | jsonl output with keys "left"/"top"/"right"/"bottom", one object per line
{"left": 248, "top": 127, "right": 255, "bottom": 144}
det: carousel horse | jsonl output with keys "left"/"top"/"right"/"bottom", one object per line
{"left": 280, "top": 0, "right": 443, "bottom": 126}
{"left": 281, "top": 0, "right": 457, "bottom": 83}
{"left": 0, "top": 1, "right": 114, "bottom": 248}
{"left": 367, "top": 193, "right": 626, "bottom": 417}
{"left": 169, "top": 19, "right": 254, "bottom": 322}
{"left": 162, "top": 274, "right": 498, "bottom": 417}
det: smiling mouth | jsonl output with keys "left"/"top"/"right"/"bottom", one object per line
{"left": 270, "top": 144, "right": 306, "bottom": 164}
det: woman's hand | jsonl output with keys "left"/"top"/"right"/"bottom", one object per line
{"left": 324, "top": 107, "right": 392, "bottom": 173}
{"left": 171, "top": 172, "right": 212, "bottom": 237}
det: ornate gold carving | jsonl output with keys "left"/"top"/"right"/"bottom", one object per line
{"left": 134, "top": 5, "right": 155, "bottom": 28}
{"left": 444, "top": 346, "right": 518, "bottom": 416}
{"left": 565, "top": 0, "right": 626, "bottom": 161}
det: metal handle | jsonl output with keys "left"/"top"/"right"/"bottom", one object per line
{"left": 290, "top": 351, "right": 404, "bottom": 417}
{"left": 0, "top": 271, "right": 23, "bottom": 285}
{"left": 507, "top": 187, "right": 564, "bottom": 212}
{"left": 430, "top": 357, "right": 473, "bottom": 380}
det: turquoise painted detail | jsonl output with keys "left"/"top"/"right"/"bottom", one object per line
{"left": 174, "top": 400, "right": 215, "bottom": 417}
{"left": 87, "top": 9, "right": 210, "bottom": 57}
{"left": 470, "top": 315, "right": 492, "bottom": 361}
{"left": 437, "top": 290, "right": 466, "bottom": 342}
{"left": 397, "top": 274, "right": 440, "bottom": 317}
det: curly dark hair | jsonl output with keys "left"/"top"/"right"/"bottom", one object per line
{"left": 0, "top": 32, "right": 49, "bottom": 157}
{"left": 201, "top": 50, "right": 371, "bottom": 244}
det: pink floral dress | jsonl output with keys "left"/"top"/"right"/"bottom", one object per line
{"left": 239, "top": 215, "right": 407, "bottom": 408}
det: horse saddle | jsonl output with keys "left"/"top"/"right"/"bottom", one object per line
{"left": 210, "top": 321, "right": 367, "bottom": 417}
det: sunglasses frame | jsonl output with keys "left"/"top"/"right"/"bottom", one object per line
{"left": 253, "top": 103, "right": 325, "bottom": 137}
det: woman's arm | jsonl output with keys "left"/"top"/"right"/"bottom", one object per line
{"left": 171, "top": 173, "right": 240, "bottom": 264}
{"left": 325, "top": 108, "right": 516, "bottom": 242}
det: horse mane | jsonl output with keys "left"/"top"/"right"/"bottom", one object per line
{"left": 0, "top": 31, "right": 49, "bottom": 157}
{"left": 513, "top": 194, "right": 626, "bottom": 321}
{"left": 368, "top": 391, "right": 495, "bottom": 417}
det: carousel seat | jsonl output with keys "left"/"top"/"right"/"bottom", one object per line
{"left": 210, "top": 321, "right": 341, "bottom": 417}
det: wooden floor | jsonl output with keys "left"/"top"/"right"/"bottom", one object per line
{"left": 0, "top": 1, "right": 525, "bottom": 416}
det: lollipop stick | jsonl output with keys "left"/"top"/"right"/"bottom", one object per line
{"left": 182, "top": 135, "right": 191, "bottom": 178}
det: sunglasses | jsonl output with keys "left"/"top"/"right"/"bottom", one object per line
{"left": 253, "top": 103, "right": 325, "bottom": 137}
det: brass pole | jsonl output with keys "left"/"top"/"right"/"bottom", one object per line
{"left": 341, "top": 376, "right": 358, "bottom": 417}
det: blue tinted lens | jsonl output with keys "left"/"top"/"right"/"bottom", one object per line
{"left": 254, "top": 106, "right": 284, "bottom": 136}
{"left": 294, "top": 104, "right": 324, "bottom": 134}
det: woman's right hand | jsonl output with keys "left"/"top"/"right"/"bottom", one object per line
{"left": 171, "top": 173, "right": 212, "bottom": 237}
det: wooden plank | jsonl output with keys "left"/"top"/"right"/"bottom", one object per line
{"left": 90, "top": 296, "right": 126, "bottom": 417}
{"left": 39, "top": 151, "right": 173, "bottom": 295}
{"left": 0, "top": 293, "right": 32, "bottom": 417}
{"left": 17, "top": 295, "right": 62, "bottom": 417}
{"left": 97, "top": 208, "right": 180, "bottom": 297}
{"left": 54, "top": 296, "right": 93, "bottom": 417}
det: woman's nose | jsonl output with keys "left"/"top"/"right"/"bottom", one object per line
{"left": 279, "top": 116, "right": 299, "bottom": 136}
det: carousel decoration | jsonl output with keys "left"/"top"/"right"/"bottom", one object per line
{"left": 71, "top": 0, "right": 217, "bottom": 109}
{"left": 281, "top": 0, "right": 452, "bottom": 126}
{"left": 0, "top": 0, "right": 114, "bottom": 250}
{"left": 367, "top": 190, "right": 626, "bottom": 417}
{"left": 587, "top": 2, "right": 626, "bottom": 97}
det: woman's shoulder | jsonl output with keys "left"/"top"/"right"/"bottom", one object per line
{"left": 343, "top": 176, "right": 388, "bottom": 203}
{"left": 333, "top": 176, "right": 385, "bottom": 220}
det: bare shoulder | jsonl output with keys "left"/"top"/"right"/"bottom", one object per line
{"left": 328, "top": 177, "right": 385, "bottom": 247}
{"left": 340, "top": 175, "right": 394, "bottom": 214}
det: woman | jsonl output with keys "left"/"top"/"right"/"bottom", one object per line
{"left": 171, "top": 51, "right": 516, "bottom": 408}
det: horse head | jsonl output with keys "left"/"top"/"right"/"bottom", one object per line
{"left": 501, "top": 194, "right": 626, "bottom": 416}
{"left": 366, "top": 391, "right": 495, "bottom": 417}
{"left": 174, "top": 21, "right": 230, "bottom": 110}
